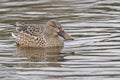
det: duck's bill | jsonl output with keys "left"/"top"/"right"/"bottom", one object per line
{"left": 58, "top": 31, "right": 74, "bottom": 40}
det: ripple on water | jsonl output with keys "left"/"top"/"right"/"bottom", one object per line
{"left": 0, "top": 0, "right": 120, "bottom": 80}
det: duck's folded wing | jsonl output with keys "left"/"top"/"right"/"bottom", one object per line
{"left": 14, "top": 22, "right": 41, "bottom": 36}
{"left": 14, "top": 22, "right": 28, "bottom": 32}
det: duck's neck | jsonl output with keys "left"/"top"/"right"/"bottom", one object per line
{"left": 44, "top": 36, "right": 64, "bottom": 47}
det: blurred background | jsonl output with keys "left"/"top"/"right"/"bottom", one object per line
{"left": 0, "top": 0, "right": 120, "bottom": 80}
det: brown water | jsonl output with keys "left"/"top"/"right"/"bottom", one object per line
{"left": 0, "top": 0, "right": 120, "bottom": 80}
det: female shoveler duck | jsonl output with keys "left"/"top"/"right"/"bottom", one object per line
{"left": 12, "top": 20, "right": 73, "bottom": 48}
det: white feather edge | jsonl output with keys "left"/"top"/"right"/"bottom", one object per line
{"left": 11, "top": 32, "right": 17, "bottom": 39}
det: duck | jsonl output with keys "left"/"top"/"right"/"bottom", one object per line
{"left": 12, "top": 20, "right": 73, "bottom": 48}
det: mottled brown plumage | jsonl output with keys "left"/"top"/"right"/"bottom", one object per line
{"left": 12, "top": 20, "right": 73, "bottom": 48}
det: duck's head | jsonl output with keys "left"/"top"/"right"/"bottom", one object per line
{"left": 45, "top": 20, "right": 73, "bottom": 40}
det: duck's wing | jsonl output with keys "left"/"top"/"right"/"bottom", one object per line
{"left": 14, "top": 22, "right": 42, "bottom": 36}
{"left": 14, "top": 22, "right": 28, "bottom": 32}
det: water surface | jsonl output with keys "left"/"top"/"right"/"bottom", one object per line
{"left": 0, "top": 0, "right": 120, "bottom": 80}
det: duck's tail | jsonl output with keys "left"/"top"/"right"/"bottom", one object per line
{"left": 11, "top": 32, "right": 17, "bottom": 39}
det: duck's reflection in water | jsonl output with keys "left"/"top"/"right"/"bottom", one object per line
{"left": 15, "top": 47, "right": 63, "bottom": 68}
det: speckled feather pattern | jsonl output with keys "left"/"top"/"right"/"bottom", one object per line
{"left": 16, "top": 22, "right": 64, "bottom": 48}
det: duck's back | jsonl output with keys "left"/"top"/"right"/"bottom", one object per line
{"left": 16, "top": 23, "right": 46, "bottom": 48}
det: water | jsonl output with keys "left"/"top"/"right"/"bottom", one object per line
{"left": 0, "top": 0, "right": 120, "bottom": 80}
